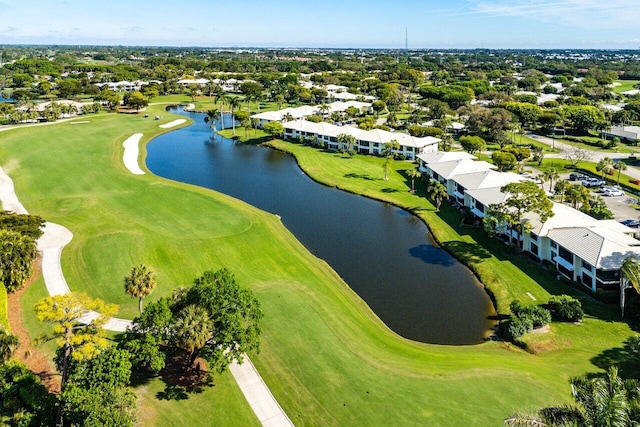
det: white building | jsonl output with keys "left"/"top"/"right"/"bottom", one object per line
{"left": 603, "top": 125, "right": 640, "bottom": 143}
{"left": 418, "top": 150, "right": 640, "bottom": 292}
{"left": 282, "top": 120, "right": 438, "bottom": 160}
{"left": 251, "top": 101, "right": 371, "bottom": 127}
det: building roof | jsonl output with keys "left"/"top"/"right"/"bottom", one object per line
{"left": 417, "top": 151, "right": 476, "bottom": 165}
{"left": 282, "top": 120, "right": 440, "bottom": 149}
{"left": 465, "top": 187, "right": 509, "bottom": 206}
{"left": 547, "top": 226, "right": 640, "bottom": 269}
{"left": 452, "top": 169, "right": 519, "bottom": 190}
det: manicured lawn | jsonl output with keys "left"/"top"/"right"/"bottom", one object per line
{"left": 2, "top": 109, "right": 640, "bottom": 425}
{"left": 613, "top": 80, "right": 640, "bottom": 94}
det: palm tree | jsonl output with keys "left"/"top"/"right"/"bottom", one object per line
{"left": 204, "top": 109, "right": 217, "bottom": 129}
{"left": 0, "top": 326, "right": 18, "bottom": 363}
{"left": 620, "top": 256, "right": 640, "bottom": 318}
{"left": 427, "top": 180, "right": 448, "bottom": 212}
{"left": 615, "top": 161, "right": 627, "bottom": 185}
{"left": 406, "top": 168, "right": 422, "bottom": 193}
{"left": 124, "top": 264, "right": 157, "bottom": 314}
{"left": 282, "top": 112, "right": 294, "bottom": 123}
{"left": 596, "top": 157, "right": 614, "bottom": 181}
{"left": 174, "top": 305, "right": 212, "bottom": 366}
{"left": 382, "top": 140, "right": 400, "bottom": 180}
{"left": 214, "top": 91, "right": 231, "bottom": 130}
{"left": 543, "top": 167, "right": 560, "bottom": 192}
{"left": 318, "top": 103, "right": 330, "bottom": 118}
{"left": 570, "top": 366, "right": 632, "bottom": 427}
{"left": 229, "top": 96, "right": 242, "bottom": 136}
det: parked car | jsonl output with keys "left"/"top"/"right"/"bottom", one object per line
{"left": 582, "top": 178, "right": 604, "bottom": 187}
{"left": 570, "top": 173, "right": 588, "bottom": 181}
{"left": 621, "top": 219, "right": 640, "bottom": 228}
{"left": 601, "top": 187, "right": 625, "bottom": 196}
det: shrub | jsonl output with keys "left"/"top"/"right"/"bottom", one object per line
{"left": 547, "top": 295, "right": 583, "bottom": 322}
{"left": 505, "top": 316, "right": 533, "bottom": 341}
{"left": 631, "top": 179, "right": 640, "bottom": 185}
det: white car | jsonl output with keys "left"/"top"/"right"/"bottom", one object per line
{"left": 602, "top": 187, "right": 625, "bottom": 196}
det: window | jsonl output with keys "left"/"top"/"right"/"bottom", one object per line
{"left": 582, "top": 261, "right": 593, "bottom": 272}
{"left": 475, "top": 202, "right": 485, "bottom": 214}
{"left": 550, "top": 241, "right": 558, "bottom": 249}
{"left": 360, "top": 141, "right": 370, "bottom": 147}
{"left": 456, "top": 183, "right": 465, "bottom": 194}
{"left": 558, "top": 245, "right": 572, "bottom": 263}
{"left": 530, "top": 233, "right": 538, "bottom": 242}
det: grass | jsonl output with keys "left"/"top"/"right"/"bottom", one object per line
{"left": 1, "top": 109, "right": 639, "bottom": 425}
{"left": 613, "top": 80, "right": 640, "bottom": 94}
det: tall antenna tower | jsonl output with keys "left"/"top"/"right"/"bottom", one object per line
{"left": 405, "top": 27, "right": 408, "bottom": 52}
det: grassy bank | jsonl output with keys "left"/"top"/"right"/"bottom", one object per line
{"left": 0, "top": 109, "right": 638, "bottom": 425}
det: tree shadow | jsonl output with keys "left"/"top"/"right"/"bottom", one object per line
{"left": 344, "top": 172, "right": 375, "bottom": 181}
{"left": 381, "top": 188, "right": 398, "bottom": 193}
{"left": 441, "top": 240, "right": 492, "bottom": 264}
{"left": 408, "top": 244, "right": 457, "bottom": 266}
{"left": 156, "top": 353, "right": 214, "bottom": 400}
{"left": 590, "top": 337, "right": 640, "bottom": 379}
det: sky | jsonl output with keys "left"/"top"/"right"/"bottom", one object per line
{"left": 1, "top": 0, "right": 639, "bottom": 49}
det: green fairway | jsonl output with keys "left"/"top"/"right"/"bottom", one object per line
{"left": 2, "top": 108, "right": 639, "bottom": 425}
{"left": 613, "top": 80, "right": 640, "bottom": 94}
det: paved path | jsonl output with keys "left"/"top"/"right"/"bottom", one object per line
{"left": 527, "top": 133, "right": 640, "bottom": 181}
{"left": 0, "top": 135, "right": 294, "bottom": 426}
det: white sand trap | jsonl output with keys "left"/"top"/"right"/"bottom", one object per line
{"left": 159, "top": 119, "right": 186, "bottom": 129}
{"left": 122, "top": 133, "right": 145, "bottom": 175}
{"left": 0, "top": 166, "right": 28, "bottom": 214}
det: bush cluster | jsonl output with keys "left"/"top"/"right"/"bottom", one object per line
{"left": 547, "top": 295, "right": 583, "bottom": 322}
{"left": 504, "top": 300, "right": 551, "bottom": 341}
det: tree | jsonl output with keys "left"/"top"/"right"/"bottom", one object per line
{"left": 554, "top": 180, "right": 568, "bottom": 202}
{"left": 460, "top": 135, "right": 486, "bottom": 154}
{"left": 0, "top": 325, "right": 18, "bottom": 363}
{"left": 563, "top": 146, "right": 593, "bottom": 168}
{"left": 34, "top": 293, "right": 117, "bottom": 388}
{"left": 382, "top": 140, "right": 400, "bottom": 180}
{"left": 542, "top": 167, "right": 560, "bottom": 192}
{"left": 406, "top": 168, "right": 422, "bottom": 193}
{"left": 565, "top": 183, "right": 591, "bottom": 209}
{"left": 213, "top": 90, "right": 230, "bottom": 130}
{"left": 371, "top": 100, "right": 387, "bottom": 117}
{"left": 563, "top": 105, "right": 607, "bottom": 134}
{"left": 570, "top": 366, "right": 635, "bottom": 426}
{"left": 262, "top": 121, "right": 284, "bottom": 139}
{"left": 0, "top": 211, "right": 45, "bottom": 240}
{"left": 126, "top": 268, "right": 262, "bottom": 372}
{"left": 228, "top": 96, "right": 242, "bottom": 136}
{"left": 427, "top": 180, "right": 448, "bottom": 212}
{"left": 615, "top": 161, "right": 627, "bottom": 185}
{"left": 123, "top": 91, "right": 148, "bottom": 112}
{"left": 620, "top": 256, "right": 640, "bottom": 318}
{"left": 124, "top": 264, "right": 157, "bottom": 314}
{"left": 337, "top": 133, "right": 358, "bottom": 156}
{"left": 491, "top": 151, "right": 518, "bottom": 171}
{"left": 0, "top": 230, "right": 38, "bottom": 292}
{"left": 486, "top": 181, "right": 554, "bottom": 249}
{"left": 60, "top": 347, "right": 137, "bottom": 427}
{"left": 596, "top": 157, "right": 614, "bottom": 180}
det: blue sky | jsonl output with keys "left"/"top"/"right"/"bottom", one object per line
{"left": 1, "top": 0, "right": 639, "bottom": 48}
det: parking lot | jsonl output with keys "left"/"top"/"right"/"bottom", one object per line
{"left": 559, "top": 172, "right": 640, "bottom": 223}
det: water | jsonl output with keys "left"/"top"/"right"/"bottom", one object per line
{"left": 146, "top": 108, "right": 496, "bottom": 344}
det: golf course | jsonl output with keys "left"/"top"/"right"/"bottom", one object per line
{"left": 1, "top": 102, "right": 638, "bottom": 425}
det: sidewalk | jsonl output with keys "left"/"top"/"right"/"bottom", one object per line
{"left": 0, "top": 164, "right": 294, "bottom": 427}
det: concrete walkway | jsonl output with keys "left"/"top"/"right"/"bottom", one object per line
{"left": 0, "top": 139, "right": 294, "bottom": 426}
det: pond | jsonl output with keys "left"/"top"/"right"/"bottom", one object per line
{"left": 146, "top": 108, "right": 496, "bottom": 345}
